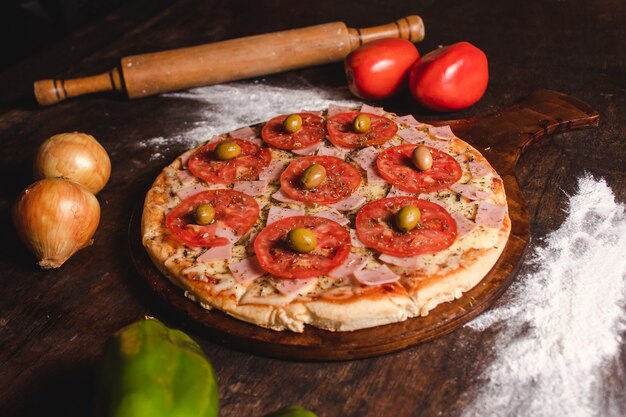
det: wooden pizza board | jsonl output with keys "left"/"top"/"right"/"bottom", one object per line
{"left": 129, "top": 89, "right": 599, "bottom": 361}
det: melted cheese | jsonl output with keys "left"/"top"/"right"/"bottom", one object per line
{"left": 239, "top": 278, "right": 318, "bottom": 306}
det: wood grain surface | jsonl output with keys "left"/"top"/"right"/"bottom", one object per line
{"left": 0, "top": 1, "right": 625, "bottom": 416}
{"left": 129, "top": 89, "right": 598, "bottom": 361}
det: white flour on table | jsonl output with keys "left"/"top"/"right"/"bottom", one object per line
{"left": 464, "top": 175, "right": 626, "bottom": 417}
{"left": 137, "top": 77, "right": 359, "bottom": 159}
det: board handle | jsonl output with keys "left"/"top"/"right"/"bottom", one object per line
{"left": 438, "top": 90, "right": 599, "bottom": 167}
{"left": 33, "top": 16, "right": 424, "bottom": 106}
{"left": 348, "top": 15, "right": 425, "bottom": 48}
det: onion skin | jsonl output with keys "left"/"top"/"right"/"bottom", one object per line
{"left": 13, "top": 178, "right": 101, "bottom": 269}
{"left": 33, "top": 132, "right": 111, "bottom": 194}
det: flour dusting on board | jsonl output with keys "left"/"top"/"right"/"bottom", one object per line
{"left": 138, "top": 77, "right": 359, "bottom": 159}
{"left": 464, "top": 175, "right": 626, "bottom": 417}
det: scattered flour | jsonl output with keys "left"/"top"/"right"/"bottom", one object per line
{"left": 464, "top": 175, "right": 626, "bottom": 417}
{"left": 137, "top": 76, "right": 359, "bottom": 160}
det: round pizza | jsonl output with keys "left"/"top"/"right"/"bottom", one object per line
{"left": 141, "top": 104, "right": 510, "bottom": 332}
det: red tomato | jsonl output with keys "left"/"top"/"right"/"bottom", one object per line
{"left": 345, "top": 39, "right": 420, "bottom": 100}
{"left": 409, "top": 42, "right": 488, "bottom": 112}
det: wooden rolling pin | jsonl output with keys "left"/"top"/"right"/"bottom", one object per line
{"left": 34, "top": 16, "right": 424, "bottom": 106}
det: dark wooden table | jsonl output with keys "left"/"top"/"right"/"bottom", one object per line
{"left": 1, "top": 1, "right": 624, "bottom": 416}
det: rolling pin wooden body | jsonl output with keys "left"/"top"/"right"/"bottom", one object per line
{"left": 34, "top": 16, "right": 424, "bottom": 105}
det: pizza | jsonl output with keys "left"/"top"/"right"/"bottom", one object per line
{"left": 141, "top": 103, "right": 510, "bottom": 332}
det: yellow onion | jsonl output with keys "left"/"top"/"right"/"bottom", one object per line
{"left": 13, "top": 178, "right": 101, "bottom": 269}
{"left": 33, "top": 132, "right": 111, "bottom": 194}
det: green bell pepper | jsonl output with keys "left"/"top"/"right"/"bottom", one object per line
{"left": 93, "top": 318, "right": 219, "bottom": 417}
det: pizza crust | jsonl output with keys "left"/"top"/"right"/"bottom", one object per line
{"left": 141, "top": 108, "right": 511, "bottom": 333}
{"left": 409, "top": 230, "right": 510, "bottom": 316}
{"left": 301, "top": 291, "right": 418, "bottom": 332}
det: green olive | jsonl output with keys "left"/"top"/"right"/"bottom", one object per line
{"left": 194, "top": 204, "right": 216, "bottom": 225}
{"left": 352, "top": 114, "right": 371, "bottom": 133}
{"left": 287, "top": 228, "right": 317, "bottom": 253}
{"left": 283, "top": 114, "right": 303, "bottom": 133}
{"left": 215, "top": 141, "right": 241, "bottom": 160}
{"left": 411, "top": 145, "right": 433, "bottom": 171}
{"left": 395, "top": 205, "right": 421, "bottom": 232}
{"left": 300, "top": 163, "right": 327, "bottom": 190}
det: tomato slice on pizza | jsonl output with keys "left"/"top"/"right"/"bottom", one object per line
{"left": 327, "top": 112, "right": 398, "bottom": 148}
{"left": 261, "top": 113, "right": 326, "bottom": 150}
{"left": 376, "top": 144, "right": 462, "bottom": 194}
{"left": 254, "top": 216, "right": 351, "bottom": 279}
{"left": 279, "top": 155, "right": 361, "bottom": 204}
{"left": 188, "top": 138, "right": 271, "bottom": 185}
{"left": 165, "top": 189, "right": 259, "bottom": 247}
{"left": 356, "top": 197, "right": 457, "bottom": 257}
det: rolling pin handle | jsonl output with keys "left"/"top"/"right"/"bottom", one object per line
{"left": 33, "top": 68, "right": 125, "bottom": 106}
{"left": 348, "top": 15, "right": 425, "bottom": 50}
